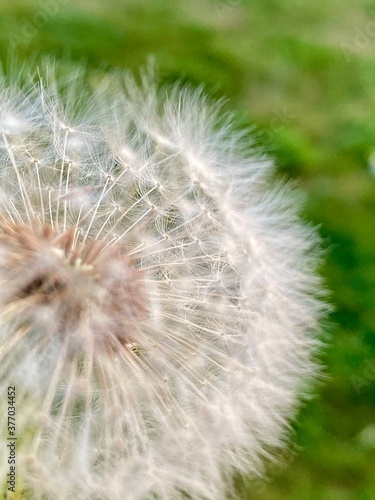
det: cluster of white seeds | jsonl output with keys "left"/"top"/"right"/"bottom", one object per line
{"left": 0, "top": 66, "right": 326, "bottom": 499}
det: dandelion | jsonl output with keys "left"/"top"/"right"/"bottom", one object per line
{"left": 0, "top": 65, "right": 327, "bottom": 499}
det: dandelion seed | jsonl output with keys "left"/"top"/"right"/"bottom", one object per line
{"left": 0, "top": 65, "right": 327, "bottom": 499}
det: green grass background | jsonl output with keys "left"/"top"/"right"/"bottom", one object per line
{"left": 1, "top": 0, "right": 374, "bottom": 498}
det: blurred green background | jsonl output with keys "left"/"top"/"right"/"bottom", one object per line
{"left": 1, "top": 0, "right": 374, "bottom": 498}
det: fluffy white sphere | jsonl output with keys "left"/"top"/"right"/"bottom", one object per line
{"left": 0, "top": 66, "right": 326, "bottom": 499}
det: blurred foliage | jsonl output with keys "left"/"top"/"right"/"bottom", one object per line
{"left": 0, "top": 0, "right": 375, "bottom": 498}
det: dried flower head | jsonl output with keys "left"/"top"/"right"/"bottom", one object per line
{"left": 0, "top": 65, "right": 326, "bottom": 499}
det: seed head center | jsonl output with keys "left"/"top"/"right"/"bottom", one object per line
{"left": 0, "top": 218, "right": 147, "bottom": 353}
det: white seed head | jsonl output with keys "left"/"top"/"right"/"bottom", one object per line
{"left": 0, "top": 66, "right": 327, "bottom": 499}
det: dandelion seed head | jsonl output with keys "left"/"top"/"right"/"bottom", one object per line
{"left": 0, "top": 65, "right": 328, "bottom": 499}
